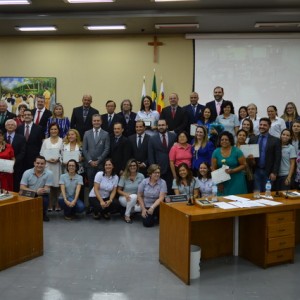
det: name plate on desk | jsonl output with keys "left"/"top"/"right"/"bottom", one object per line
{"left": 280, "top": 191, "right": 300, "bottom": 199}
{"left": 19, "top": 189, "right": 36, "bottom": 198}
{"left": 165, "top": 194, "right": 188, "bottom": 203}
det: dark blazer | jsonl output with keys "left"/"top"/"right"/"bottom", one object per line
{"left": 101, "top": 113, "right": 124, "bottom": 136}
{"left": 160, "top": 106, "right": 188, "bottom": 134}
{"left": 249, "top": 133, "right": 281, "bottom": 176}
{"left": 205, "top": 100, "right": 232, "bottom": 121}
{"left": 110, "top": 135, "right": 132, "bottom": 175}
{"left": 16, "top": 123, "right": 44, "bottom": 171}
{"left": 32, "top": 108, "right": 52, "bottom": 137}
{"left": 5, "top": 132, "right": 26, "bottom": 192}
{"left": 183, "top": 103, "right": 205, "bottom": 132}
{"left": 148, "top": 131, "right": 177, "bottom": 175}
{"left": 0, "top": 111, "right": 16, "bottom": 132}
{"left": 128, "top": 133, "right": 150, "bottom": 175}
{"left": 117, "top": 111, "right": 137, "bottom": 137}
{"left": 70, "top": 106, "right": 99, "bottom": 139}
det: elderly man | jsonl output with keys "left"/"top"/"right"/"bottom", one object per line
{"left": 5, "top": 119, "right": 26, "bottom": 192}
{"left": 20, "top": 155, "right": 54, "bottom": 222}
{"left": 0, "top": 100, "right": 16, "bottom": 132}
{"left": 71, "top": 94, "right": 99, "bottom": 139}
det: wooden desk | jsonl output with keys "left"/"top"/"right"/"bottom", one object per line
{"left": 0, "top": 194, "right": 43, "bottom": 271}
{"left": 159, "top": 195, "right": 300, "bottom": 285}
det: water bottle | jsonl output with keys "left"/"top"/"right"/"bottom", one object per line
{"left": 265, "top": 180, "right": 272, "bottom": 197}
{"left": 211, "top": 183, "right": 218, "bottom": 202}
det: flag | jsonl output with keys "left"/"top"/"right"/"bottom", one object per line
{"left": 157, "top": 79, "right": 165, "bottom": 113}
{"left": 151, "top": 72, "right": 157, "bottom": 110}
{"left": 141, "top": 76, "right": 146, "bottom": 103}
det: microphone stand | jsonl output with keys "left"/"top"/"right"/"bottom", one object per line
{"left": 187, "top": 184, "right": 194, "bottom": 206}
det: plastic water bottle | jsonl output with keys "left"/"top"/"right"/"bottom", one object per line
{"left": 211, "top": 183, "right": 218, "bottom": 202}
{"left": 265, "top": 180, "right": 272, "bottom": 197}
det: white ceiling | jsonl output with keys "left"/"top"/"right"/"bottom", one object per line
{"left": 0, "top": 0, "right": 300, "bottom": 36}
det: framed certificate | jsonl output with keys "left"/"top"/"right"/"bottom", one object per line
{"left": 240, "top": 144, "right": 259, "bottom": 158}
{"left": 0, "top": 159, "right": 14, "bottom": 173}
{"left": 42, "top": 148, "right": 60, "bottom": 160}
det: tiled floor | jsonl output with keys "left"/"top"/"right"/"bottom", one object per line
{"left": 1, "top": 212, "right": 299, "bottom": 300}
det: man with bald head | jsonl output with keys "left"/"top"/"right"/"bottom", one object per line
{"left": 71, "top": 94, "right": 99, "bottom": 139}
{"left": 160, "top": 93, "right": 187, "bottom": 134}
{"left": 0, "top": 100, "right": 16, "bottom": 132}
{"left": 184, "top": 92, "right": 205, "bottom": 135}
{"left": 5, "top": 119, "right": 26, "bottom": 191}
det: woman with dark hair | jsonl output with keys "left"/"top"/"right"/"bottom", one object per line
{"left": 135, "top": 95, "right": 160, "bottom": 136}
{"left": 267, "top": 105, "right": 286, "bottom": 138}
{"left": 0, "top": 129, "right": 15, "bottom": 191}
{"left": 281, "top": 102, "right": 300, "bottom": 129}
{"left": 58, "top": 159, "right": 85, "bottom": 220}
{"left": 211, "top": 131, "right": 247, "bottom": 196}
{"left": 275, "top": 129, "right": 297, "bottom": 191}
{"left": 89, "top": 158, "right": 119, "bottom": 220}
{"left": 241, "top": 118, "right": 255, "bottom": 142}
{"left": 169, "top": 131, "right": 192, "bottom": 179}
{"left": 137, "top": 164, "right": 167, "bottom": 227}
{"left": 117, "top": 159, "right": 145, "bottom": 223}
{"left": 191, "top": 125, "right": 215, "bottom": 175}
{"left": 238, "top": 106, "right": 248, "bottom": 123}
{"left": 291, "top": 120, "right": 300, "bottom": 154}
{"left": 216, "top": 102, "right": 239, "bottom": 137}
{"left": 172, "top": 163, "right": 199, "bottom": 199}
{"left": 40, "top": 122, "right": 63, "bottom": 211}
{"left": 14, "top": 103, "right": 27, "bottom": 126}
{"left": 197, "top": 162, "right": 213, "bottom": 198}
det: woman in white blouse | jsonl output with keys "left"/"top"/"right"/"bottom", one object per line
{"left": 135, "top": 95, "right": 160, "bottom": 136}
{"left": 267, "top": 105, "right": 286, "bottom": 138}
{"left": 40, "top": 122, "right": 63, "bottom": 211}
{"left": 89, "top": 158, "right": 119, "bottom": 220}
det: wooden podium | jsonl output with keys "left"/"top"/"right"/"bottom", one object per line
{"left": 0, "top": 194, "right": 43, "bottom": 271}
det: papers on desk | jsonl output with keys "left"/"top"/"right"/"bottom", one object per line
{"left": 223, "top": 195, "right": 250, "bottom": 202}
{"left": 211, "top": 166, "right": 231, "bottom": 184}
{"left": 240, "top": 144, "right": 259, "bottom": 158}
{"left": 214, "top": 202, "right": 237, "bottom": 209}
{"left": 0, "top": 158, "right": 14, "bottom": 173}
{"left": 254, "top": 199, "right": 283, "bottom": 206}
{"left": 42, "top": 148, "right": 60, "bottom": 160}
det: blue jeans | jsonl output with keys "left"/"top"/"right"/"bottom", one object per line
{"left": 254, "top": 168, "right": 270, "bottom": 192}
{"left": 143, "top": 206, "right": 159, "bottom": 227}
{"left": 59, "top": 197, "right": 85, "bottom": 217}
{"left": 42, "top": 194, "right": 49, "bottom": 216}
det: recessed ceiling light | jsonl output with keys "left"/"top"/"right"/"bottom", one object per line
{"left": 84, "top": 25, "right": 126, "bottom": 30}
{"left": 65, "top": 0, "right": 115, "bottom": 3}
{"left": 155, "top": 23, "right": 199, "bottom": 29}
{"left": 15, "top": 26, "right": 57, "bottom": 31}
{"left": 255, "top": 22, "right": 300, "bottom": 28}
{"left": 0, "top": 0, "right": 30, "bottom": 4}
{"left": 154, "top": 0, "right": 199, "bottom": 2}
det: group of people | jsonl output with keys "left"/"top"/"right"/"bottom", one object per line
{"left": 0, "top": 86, "right": 299, "bottom": 226}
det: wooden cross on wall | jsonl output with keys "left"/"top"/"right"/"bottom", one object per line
{"left": 148, "top": 36, "right": 163, "bottom": 63}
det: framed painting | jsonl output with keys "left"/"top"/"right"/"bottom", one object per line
{"left": 0, "top": 77, "right": 56, "bottom": 113}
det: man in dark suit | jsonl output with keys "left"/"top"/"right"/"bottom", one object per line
{"left": 71, "top": 94, "right": 99, "bottom": 140}
{"left": 160, "top": 93, "right": 188, "bottom": 135}
{"left": 110, "top": 122, "right": 132, "bottom": 176}
{"left": 0, "top": 100, "right": 16, "bottom": 132}
{"left": 249, "top": 117, "right": 281, "bottom": 192}
{"left": 183, "top": 92, "right": 205, "bottom": 136}
{"left": 117, "top": 99, "right": 136, "bottom": 137}
{"left": 82, "top": 114, "right": 110, "bottom": 191}
{"left": 101, "top": 100, "right": 124, "bottom": 136}
{"left": 128, "top": 120, "right": 150, "bottom": 176}
{"left": 5, "top": 119, "right": 26, "bottom": 192}
{"left": 16, "top": 109, "right": 44, "bottom": 172}
{"left": 205, "top": 86, "right": 233, "bottom": 121}
{"left": 148, "top": 119, "right": 177, "bottom": 194}
{"left": 31, "top": 96, "right": 52, "bottom": 137}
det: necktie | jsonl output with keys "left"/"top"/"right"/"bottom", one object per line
{"left": 115, "top": 137, "right": 119, "bottom": 144}
{"left": 216, "top": 102, "right": 221, "bottom": 115}
{"left": 108, "top": 115, "right": 112, "bottom": 126}
{"left": 35, "top": 110, "right": 41, "bottom": 125}
{"left": 83, "top": 108, "right": 88, "bottom": 122}
{"left": 7, "top": 135, "right": 11, "bottom": 144}
{"left": 94, "top": 129, "right": 99, "bottom": 142}
{"left": 193, "top": 106, "right": 197, "bottom": 117}
{"left": 171, "top": 107, "right": 176, "bottom": 119}
{"left": 138, "top": 135, "right": 142, "bottom": 148}
{"left": 0, "top": 114, "right": 4, "bottom": 125}
{"left": 162, "top": 133, "right": 167, "bottom": 148}
{"left": 25, "top": 125, "right": 30, "bottom": 141}
{"left": 259, "top": 135, "right": 265, "bottom": 167}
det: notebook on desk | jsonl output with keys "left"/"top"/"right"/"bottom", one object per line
{"left": 165, "top": 194, "right": 188, "bottom": 203}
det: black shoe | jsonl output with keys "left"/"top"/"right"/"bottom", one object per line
{"left": 86, "top": 206, "right": 93, "bottom": 215}
{"left": 43, "top": 215, "right": 50, "bottom": 222}
{"left": 102, "top": 212, "right": 111, "bottom": 220}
